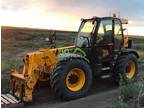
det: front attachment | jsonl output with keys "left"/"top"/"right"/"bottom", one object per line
{"left": 1, "top": 93, "right": 21, "bottom": 105}
{"left": 10, "top": 69, "right": 40, "bottom": 102}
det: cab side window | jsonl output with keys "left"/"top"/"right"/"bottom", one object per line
{"left": 114, "top": 19, "right": 123, "bottom": 50}
{"left": 97, "top": 19, "right": 112, "bottom": 44}
{"left": 114, "top": 20, "right": 122, "bottom": 37}
{"left": 97, "top": 22, "right": 104, "bottom": 43}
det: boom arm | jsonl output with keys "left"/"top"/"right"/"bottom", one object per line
{"left": 10, "top": 48, "right": 57, "bottom": 102}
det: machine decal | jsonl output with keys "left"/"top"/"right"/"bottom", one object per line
{"left": 58, "top": 47, "right": 86, "bottom": 57}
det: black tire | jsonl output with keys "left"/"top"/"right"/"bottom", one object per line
{"left": 50, "top": 59, "right": 92, "bottom": 100}
{"left": 113, "top": 53, "right": 138, "bottom": 83}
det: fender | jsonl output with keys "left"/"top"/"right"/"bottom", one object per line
{"left": 121, "top": 48, "right": 139, "bottom": 58}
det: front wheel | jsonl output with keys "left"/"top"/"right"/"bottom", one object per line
{"left": 50, "top": 59, "right": 92, "bottom": 100}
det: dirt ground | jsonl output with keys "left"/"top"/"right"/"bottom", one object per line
{"left": 1, "top": 26, "right": 144, "bottom": 108}
{"left": 2, "top": 78, "right": 120, "bottom": 108}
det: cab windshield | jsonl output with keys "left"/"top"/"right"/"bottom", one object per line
{"left": 75, "top": 20, "right": 96, "bottom": 47}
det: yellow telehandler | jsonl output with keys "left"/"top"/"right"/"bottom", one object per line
{"left": 1, "top": 14, "right": 139, "bottom": 104}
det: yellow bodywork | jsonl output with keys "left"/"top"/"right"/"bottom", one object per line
{"left": 120, "top": 17, "right": 129, "bottom": 48}
{"left": 10, "top": 48, "right": 57, "bottom": 102}
{"left": 123, "top": 28, "right": 129, "bottom": 48}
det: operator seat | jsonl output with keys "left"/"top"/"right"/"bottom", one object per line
{"left": 103, "top": 30, "right": 112, "bottom": 44}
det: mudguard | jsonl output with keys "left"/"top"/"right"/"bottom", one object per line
{"left": 121, "top": 48, "right": 139, "bottom": 58}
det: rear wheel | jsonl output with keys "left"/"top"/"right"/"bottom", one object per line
{"left": 126, "top": 60, "right": 136, "bottom": 79}
{"left": 113, "top": 53, "right": 138, "bottom": 83}
{"left": 50, "top": 59, "right": 92, "bottom": 100}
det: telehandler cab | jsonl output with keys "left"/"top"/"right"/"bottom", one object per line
{"left": 1, "top": 15, "right": 139, "bottom": 104}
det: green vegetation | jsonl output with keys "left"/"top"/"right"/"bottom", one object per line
{"left": 113, "top": 96, "right": 128, "bottom": 108}
{"left": 120, "top": 81, "right": 139, "bottom": 101}
{"left": 1, "top": 59, "right": 23, "bottom": 72}
{"left": 113, "top": 77, "right": 144, "bottom": 108}
{"left": 137, "top": 50, "right": 144, "bottom": 64}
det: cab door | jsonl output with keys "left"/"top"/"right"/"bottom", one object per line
{"left": 94, "top": 18, "right": 113, "bottom": 62}
{"left": 91, "top": 18, "right": 114, "bottom": 75}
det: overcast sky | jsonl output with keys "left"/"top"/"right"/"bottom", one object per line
{"left": 1, "top": 0, "right": 144, "bottom": 35}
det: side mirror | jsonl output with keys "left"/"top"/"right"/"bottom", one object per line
{"left": 81, "top": 18, "right": 84, "bottom": 21}
{"left": 82, "top": 40, "right": 88, "bottom": 48}
{"left": 80, "top": 36, "right": 90, "bottom": 47}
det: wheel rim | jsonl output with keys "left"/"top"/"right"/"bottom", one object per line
{"left": 126, "top": 60, "right": 135, "bottom": 79}
{"left": 66, "top": 68, "right": 86, "bottom": 92}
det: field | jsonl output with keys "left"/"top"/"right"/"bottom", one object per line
{"left": 1, "top": 26, "right": 76, "bottom": 93}
{"left": 1, "top": 26, "right": 144, "bottom": 108}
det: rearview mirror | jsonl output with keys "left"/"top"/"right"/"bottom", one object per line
{"left": 80, "top": 36, "right": 90, "bottom": 47}
{"left": 81, "top": 18, "right": 84, "bottom": 21}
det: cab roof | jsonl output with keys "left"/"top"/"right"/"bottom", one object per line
{"left": 82, "top": 16, "right": 128, "bottom": 24}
